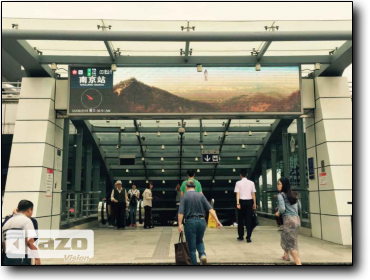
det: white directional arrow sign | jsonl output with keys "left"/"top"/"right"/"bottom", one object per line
{"left": 202, "top": 150, "right": 219, "bottom": 164}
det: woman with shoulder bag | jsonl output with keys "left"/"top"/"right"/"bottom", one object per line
{"left": 276, "top": 178, "right": 302, "bottom": 265}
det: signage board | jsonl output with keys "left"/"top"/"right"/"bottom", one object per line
{"left": 308, "top": 157, "right": 315, "bottom": 180}
{"left": 46, "top": 168, "right": 53, "bottom": 197}
{"left": 202, "top": 150, "right": 219, "bottom": 164}
{"left": 68, "top": 66, "right": 301, "bottom": 117}
{"left": 319, "top": 172, "right": 327, "bottom": 186}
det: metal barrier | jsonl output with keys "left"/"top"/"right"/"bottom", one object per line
{"left": 61, "top": 191, "right": 101, "bottom": 223}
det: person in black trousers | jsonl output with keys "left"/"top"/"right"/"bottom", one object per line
{"left": 143, "top": 182, "right": 154, "bottom": 229}
{"left": 234, "top": 169, "right": 257, "bottom": 243}
{"left": 111, "top": 181, "right": 128, "bottom": 230}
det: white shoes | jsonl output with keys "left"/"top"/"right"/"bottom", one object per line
{"left": 173, "top": 221, "right": 178, "bottom": 226}
{"left": 200, "top": 255, "right": 207, "bottom": 265}
{"left": 108, "top": 225, "right": 114, "bottom": 228}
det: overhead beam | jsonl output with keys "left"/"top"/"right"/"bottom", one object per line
{"left": 92, "top": 126, "right": 273, "bottom": 133}
{"left": 184, "top": 41, "right": 190, "bottom": 62}
{"left": 104, "top": 41, "right": 115, "bottom": 62}
{"left": 316, "top": 40, "right": 352, "bottom": 77}
{"left": 104, "top": 152, "right": 258, "bottom": 158}
{"left": 3, "top": 30, "right": 352, "bottom": 42}
{"left": 111, "top": 164, "right": 251, "bottom": 170}
{"left": 2, "top": 39, "right": 54, "bottom": 77}
{"left": 39, "top": 55, "right": 333, "bottom": 66}
{"left": 179, "top": 120, "right": 184, "bottom": 182}
{"left": 100, "top": 139, "right": 264, "bottom": 146}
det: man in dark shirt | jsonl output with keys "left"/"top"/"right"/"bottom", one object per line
{"left": 178, "top": 180, "right": 222, "bottom": 265}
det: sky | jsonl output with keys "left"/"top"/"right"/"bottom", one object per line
{"left": 1, "top": 2, "right": 352, "bottom": 81}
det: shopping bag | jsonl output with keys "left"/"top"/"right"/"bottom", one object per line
{"left": 252, "top": 211, "right": 259, "bottom": 229}
{"left": 174, "top": 232, "right": 192, "bottom": 265}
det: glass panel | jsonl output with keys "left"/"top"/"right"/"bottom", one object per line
{"left": 114, "top": 42, "right": 185, "bottom": 56}
{"left": 190, "top": 21, "right": 274, "bottom": 32}
{"left": 190, "top": 42, "right": 262, "bottom": 56}
{"left": 265, "top": 41, "right": 347, "bottom": 56}
{"left": 105, "top": 20, "right": 187, "bottom": 32}
{"left": 274, "top": 20, "right": 352, "bottom": 32}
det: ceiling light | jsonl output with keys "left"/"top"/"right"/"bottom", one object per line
{"left": 162, "top": 169, "right": 165, "bottom": 173}
{"left": 225, "top": 131, "right": 229, "bottom": 136}
{"left": 126, "top": 169, "right": 129, "bottom": 173}
{"left": 195, "top": 157, "right": 198, "bottom": 162}
{"left": 146, "top": 180, "right": 149, "bottom": 183}
{"left": 162, "top": 145, "right": 165, "bottom": 150}
{"left": 162, "top": 180, "right": 165, "bottom": 184}
{"left": 135, "top": 132, "right": 139, "bottom": 136}
{"left": 116, "top": 145, "right": 120, "bottom": 149}
{"left": 212, "top": 180, "right": 215, "bottom": 183}
{"left": 162, "top": 191, "right": 165, "bottom": 194}
{"left": 242, "top": 144, "right": 246, "bottom": 149}
{"left": 203, "top": 131, "right": 207, "bottom": 137}
{"left": 233, "top": 168, "right": 236, "bottom": 172}
{"left": 111, "top": 64, "right": 117, "bottom": 71}
{"left": 51, "top": 63, "right": 57, "bottom": 71}
{"left": 249, "top": 130, "right": 252, "bottom": 136}
{"left": 201, "top": 144, "right": 204, "bottom": 149}
{"left": 157, "top": 131, "right": 161, "bottom": 137}
{"left": 161, "top": 157, "right": 164, "bottom": 162}
{"left": 315, "top": 63, "right": 321, "bottom": 70}
{"left": 129, "top": 180, "right": 132, "bottom": 184}
{"left": 142, "top": 157, "right": 145, "bottom": 161}
{"left": 225, "top": 190, "right": 228, "bottom": 194}
{"left": 237, "top": 157, "right": 241, "bottom": 161}
{"left": 197, "top": 64, "right": 202, "bottom": 72}
{"left": 255, "top": 63, "right": 261, "bottom": 71}
{"left": 197, "top": 169, "right": 200, "bottom": 173}
{"left": 229, "top": 180, "right": 232, "bottom": 183}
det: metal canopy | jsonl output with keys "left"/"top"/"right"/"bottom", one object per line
{"left": 1, "top": 18, "right": 352, "bottom": 81}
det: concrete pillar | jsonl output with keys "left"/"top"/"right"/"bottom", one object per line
{"left": 306, "top": 77, "right": 352, "bottom": 245}
{"left": 2, "top": 78, "right": 64, "bottom": 230}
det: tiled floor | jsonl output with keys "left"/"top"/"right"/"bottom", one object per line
{"left": 42, "top": 223, "right": 352, "bottom": 265}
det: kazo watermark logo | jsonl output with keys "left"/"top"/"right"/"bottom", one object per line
{"left": 5, "top": 230, "right": 94, "bottom": 261}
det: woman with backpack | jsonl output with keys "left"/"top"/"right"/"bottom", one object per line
{"left": 276, "top": 178, "right": 302, "bottom": 265}
{"left": 128, "top": 184, "right": 140, "bottom": 227}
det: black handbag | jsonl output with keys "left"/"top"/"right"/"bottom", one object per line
{"left": 252, "top": 211, "right": 259, "bottom": 229}
{"left": 174, "top": 232, "right": 192, "bottom": 265}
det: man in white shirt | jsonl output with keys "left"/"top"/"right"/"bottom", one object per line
{"left": 234, "top": 169, "right": 257, "bottom": 243}
{"left": 2, "top": 200, "right": 40, "bottom": 265}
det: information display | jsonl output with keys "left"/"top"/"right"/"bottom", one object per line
{"left": 69, "top": 66, "right": 301, "bottom": 116}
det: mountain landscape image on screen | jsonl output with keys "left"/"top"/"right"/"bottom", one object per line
{"left": 111, "top": 67, "right": 301, "bottom": 113}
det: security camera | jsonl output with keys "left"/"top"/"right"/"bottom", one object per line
{"left": 178, "top": 127, "right": 185, "bottom": 135}
{"left": 111, "top": 64, "right": 117, "bottom": 72}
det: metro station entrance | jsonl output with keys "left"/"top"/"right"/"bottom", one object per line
{"left": 2, "top": 18, "right": 352, "bottom": 255}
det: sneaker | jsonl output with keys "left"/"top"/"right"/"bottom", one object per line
{"left": 237, "top": 237, "right": 243, "bottom": 241}
{"left": 108, "top": 225, "right": 114, "bottom": 228}
{"left": 173, "top": 222, "right": 178, "bottom": 226}
{"left": 246, "top": 238, "right": 252, "bottom": 243}
{"left": 200, "top": 255, "right": 207, "bottom": 265}
{"left": 133, "top": 224, "right": 137, "bottom": 227}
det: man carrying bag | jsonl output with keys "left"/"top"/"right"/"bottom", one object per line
{"left": 174, "top": 232, "right": 192, "bottom": 265}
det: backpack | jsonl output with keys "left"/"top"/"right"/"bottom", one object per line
{"left": 129, "top": 190, "right": 138, "bottom": 206}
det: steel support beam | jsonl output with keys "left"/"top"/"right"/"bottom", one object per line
{"left": 100, "top": 139, "right": 264, "bottom": 146}
{"left": 250, "top": 119, "right": 294, "bottom": 178}
{"left": 92, "top": 126, "right": 273, "bottom": 133}
{"left": 2, "top": 39, "right": 54, "bottom": 77}
{"left": 282, "top": 125, "right": 290, "bottom": 178}
{"left": 179, "top": 120, "right": 184, "bottom": 182}
{"left": 212, "top": 119, "right": 231, "bottom": 181}
{"left": 104, "top": 152, "right": 258, "bottom": 158}
{"left": 111, "top": 164, "right": 252, "bottom": 170}
{"left": 184, "top": 41, "right": 190, "bottom": 62}
{"left": 61, "top": 119, "right": 70, "bottom": 222}
{"left": 261, "top": 159, "right": 268, "bottom": 213}
{"left": 297, "top": 118, "right": 309, "bottom": 217}
{"left": 74, "top": 126, "right": 83, "bottom": 192}
{"left": 39, "top": 55, "right": 333, "bottom": 66}
{"left": 3, "top": 30, "right": 352, "bottom": 42}
{"left": 316, "top": 40, "right": 352, "bottom": 77}
{"left": 257, "top": 41, "right": 272, "bottom": 62}
{"left": 72, "top": 120, "right": 113, "bottom": 187}
{"left": 271, "top": 143, "right": 278, "bottom": 214}
{"left": 134, "top": 120, "right": 148, "bottom": 181}
{"left": 84, "top": 144, "right": 93, "bottom": 192}
{"left": 92, "top": 160, "right": 101, "bottom": 200}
